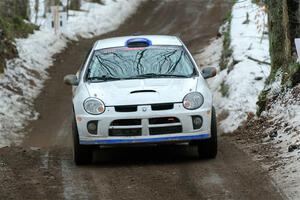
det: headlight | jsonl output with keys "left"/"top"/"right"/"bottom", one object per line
{"left": 84, "top": 98, "right": 105, "bottom": 115}
{"left": 183, "top": 92, "right": 204, "bottom": 110}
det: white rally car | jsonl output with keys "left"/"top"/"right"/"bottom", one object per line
{"left": 64, "top": 35, "right": 217, "bottom": 165}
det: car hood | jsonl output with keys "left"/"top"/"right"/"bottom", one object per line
{"left": 85, "top": 78, "right": 198, "bottom": 106}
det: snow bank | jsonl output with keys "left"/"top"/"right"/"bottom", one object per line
{"left": 0, "top": 0, "right": 144, "bottom": 147}
{"left": 195, "top": 32, "right": 225, "bottom": 91}
{"left": 263, "top": 86, "right": 300, "bottom": 199}
{"left": 197, "top": 0, "right": 300, "bottom": 198}
{"left": 197, "top": 0, "right": 270, "bottom": 133}
{"left": 219, "top": 0, "right": 270, "bottom": 133}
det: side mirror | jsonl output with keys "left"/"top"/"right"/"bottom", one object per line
{"left": 202, "top": 67, "right": 217, "bottom": 79}
{"left": 64, "top": 74, "right": 79, "bottom": 86}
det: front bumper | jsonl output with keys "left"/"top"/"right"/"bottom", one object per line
{"left": 75, "top": 103, "right": 212, "bottom": 145}
{"left": 80, "top": 132, "right": 210, "bottom": 145}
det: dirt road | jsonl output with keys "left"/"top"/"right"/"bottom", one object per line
{"left": 0, "top": 0, "right": 286, "bottom": 199}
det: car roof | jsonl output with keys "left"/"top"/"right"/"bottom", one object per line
{"left": 94, "top": 35, "right": 183, "bottom": 50}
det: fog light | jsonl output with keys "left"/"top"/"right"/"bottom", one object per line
{"left": 87, "top": 121, "right": 98, "bottom": 135}
{"left": 192, "top": 116, "right": 202, "bottom": 130}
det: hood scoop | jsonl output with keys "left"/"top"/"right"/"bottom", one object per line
{"left": 130, "top": 90, "right": 157, "bottom": 94}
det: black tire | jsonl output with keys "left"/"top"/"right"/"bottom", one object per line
{"left": 72, "top": 117, "right": 93, "bottom": 165}
{"left": 196, "top": 107, "right": 218, "bottom": 159}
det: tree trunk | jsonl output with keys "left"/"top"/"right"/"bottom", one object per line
{"left": 265, "top": 0, "right": 291, "bottom": 82}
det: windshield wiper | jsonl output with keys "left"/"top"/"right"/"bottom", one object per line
{"left": 128, "top": 73, "right": 191, "bottom": 79}
{"left": 87, "top": 73, "right": 194, "bottom": 82}
{"left": 87, "top": 76, "right": 121, "bottom": 82}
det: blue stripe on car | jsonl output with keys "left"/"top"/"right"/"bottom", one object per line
{"left": 80, "top": 134, "right": 210, "bottom": 145}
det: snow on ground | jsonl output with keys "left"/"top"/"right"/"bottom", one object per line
{"left": 0, "top": 0, "right": 144, "bottom": 147}
{"left": 197, "top": 1, "right": 300, "bottom": 198}
{"left": 194, "top": 31, "right": 226, "bottom": 99}
{"left": 197, "top": 0, "right": 270, "bottom": 133}
{"left": 219, "top": 0, "right": 270, "bottom": 133}
{"left": 262, "top": 85, "right": 300, "bottom": 199}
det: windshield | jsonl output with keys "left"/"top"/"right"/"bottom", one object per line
{"left": 85, "top": 46, "right": 197, "bottom": 82}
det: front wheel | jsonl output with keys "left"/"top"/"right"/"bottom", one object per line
{"left": 72, "top": 118, "right": 94, "bottom": 165}
{"left": 196, "top": 107, "right": 218, "bottom": 159}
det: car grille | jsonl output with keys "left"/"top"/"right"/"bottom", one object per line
{"left": 109, "top": 117, "right": 182, "bottom": 137}
{"left": 111, "top": 119, "right": 141, "bottom": 126}
{"left": 149, "top": 117, "right": 182, "bottom": 135}
{"left": 149, "top": 117, "right": 180, "bottom": 124}
{"left": 151, "top": 103, "right": 174, "bottom": 111}
{"left": 109, "top": 129, "right": 142, "bottom": 136}
{"left": 149, "top": 126, "right": 182, "bottom": 135}
{"left": 115, "top": 105, "right": 138, "bottom": 112}
{"left": 109, "top": 119, "right": 142, "bottom": 136}
{"left": 114, "top": 103, "right": 174, "bottom": 112}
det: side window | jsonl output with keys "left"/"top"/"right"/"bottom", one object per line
{"left": 78, "top": 48, "right": 92, "bottom": 79}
